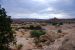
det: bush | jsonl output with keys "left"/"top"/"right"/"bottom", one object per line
{"left": 57, "top": 29, "right": 62, "bottom": 33}
{"left": 29, "top": 25, "right": 42, "bottom": 30}
{"left": 35, "top": 25, "right": 42, "bottom": 30}
{"left": 59, "top": 22, "right": 63, "bottom": 25}
{"left": 31, "top": 30, "right": 46, "bottom": 38}
{"left": 0, "top": 5, "right": 16, "bottom": 50}
{"left": 41, "top": 23, "right": 47, "bottom": 26}
{"left": 31, "top": 30, "right": 46, "bottom": 47}
{"left": 16, "top": 44, "right": 23, "bottom": 50}
{"left": 52, "top": 22, "right": 58, "bottom": 26}
{"left": 29, "top": 25, "right": 34, "bottom": 29}
{"left": 52, "top": 22, "right": 63, "bottom": 26}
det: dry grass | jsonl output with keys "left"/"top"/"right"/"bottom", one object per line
{"left": 11, "top": 23, "right": 75, "bottom": 50}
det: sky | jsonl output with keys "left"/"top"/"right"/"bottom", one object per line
{"left": 0, "top": 0, "right": 75, "bottom": 19}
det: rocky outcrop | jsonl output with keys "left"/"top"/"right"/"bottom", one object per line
{"left": 43, "top": 31, "right": 75, "bottom": 50}
{"left": 58, "top": 32, "right": 75, "bottom": 50}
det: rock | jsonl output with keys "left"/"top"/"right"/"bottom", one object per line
{"left": 58, "top": 32, "right": 75, "bottom": 50}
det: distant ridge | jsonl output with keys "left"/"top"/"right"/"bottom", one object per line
{"left": 12, "top": 18, "right": 75, "bottom": 23}
{"left": 12, "top": 18, "right": 47, "bottom": 23}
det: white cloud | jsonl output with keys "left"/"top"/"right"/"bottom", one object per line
{"left": 50, "top": 14, "right": 64, "bottom": 18}
{"left": 32, "top": 0, "right": 47, "bottom": 4}
{"left": 9, "top": 12, "right": 68, "bottom": 19}
{"left": 2, "top": 0, "right": 75, "bottom": 19}
{"left": 39, "top": 7, "right": 55, "bottom": 13}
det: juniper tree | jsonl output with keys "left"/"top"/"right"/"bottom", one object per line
{"left": 0, "top": 5, "right": 16, "bottom": 50}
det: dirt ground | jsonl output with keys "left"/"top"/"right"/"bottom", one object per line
{"left": 11, "top": 24, "right": 75, "bottom": 50}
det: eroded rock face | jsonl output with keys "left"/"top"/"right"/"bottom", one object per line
{"left": 58, "top": 32, "right": 75, "bottom": 50}
{"left": 43, "top": 32, "right": 75, "bottom": 50}
{"left": 59, "top": 42, "right": 75, "bottom": 50}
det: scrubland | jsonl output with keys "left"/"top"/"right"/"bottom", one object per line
{"left": 11, "top": 23, "right": 75, "bottom": 50}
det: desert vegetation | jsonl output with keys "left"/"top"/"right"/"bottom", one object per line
{"left": 30, "top": 30, "right": 46, "bottom": 48}
{"left": 0, "top": 6, "right": 16, "bottom": 50}
{"left": 10, "top": 19, "right": 75, "bottom": 50}
{"left": 0, "top": 5, "right": 75, "bottom": 50}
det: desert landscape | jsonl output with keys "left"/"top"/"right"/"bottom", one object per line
{"left": 1, "top": 0, "right": 75, "bottom": 50}
{"left": 10, "top": 19, "right": 75, "bottom": 50}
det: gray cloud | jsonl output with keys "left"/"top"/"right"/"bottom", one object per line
{"left": 1, "top": 0, "right": 75, "bottom": 19}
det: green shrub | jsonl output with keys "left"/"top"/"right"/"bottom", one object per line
{"left": 57, "top": 29, "right": 62, "bottom": 33}
{"left": 0, "top": 5, "right": 16, "bottom": 50}
{"left": 52, "top": 22, "right": 63, "bottom": 26}
{"left": 31, "top": 30, "right": 46, "bottom": 47}
{"left": 52, "top": 22, "right": 58, "bottom": 26}
{"left": 31, "top": 30, "right": 46, "bottom": 38}
{"left": 29, "top": 25, "right": 42, "bottom": 30}
{"left": 59, "top": 22, "right": 63, "bottom": 25}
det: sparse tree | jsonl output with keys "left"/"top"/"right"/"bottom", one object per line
{"left": 0, "top": 5, "right": 16, "bottom": 50}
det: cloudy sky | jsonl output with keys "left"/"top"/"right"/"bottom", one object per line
{"left": 0, "top": 0, "right": 75, "bottom": 19}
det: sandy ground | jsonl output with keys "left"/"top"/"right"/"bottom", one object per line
{"left": 43, "top": 24, "right": 75, "bottom": 50}
{"left": 12, "top": 24, "right": 75, "bottom": 50}
{"left": 15, "top": 29, "right": 35, "bottom": 50}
